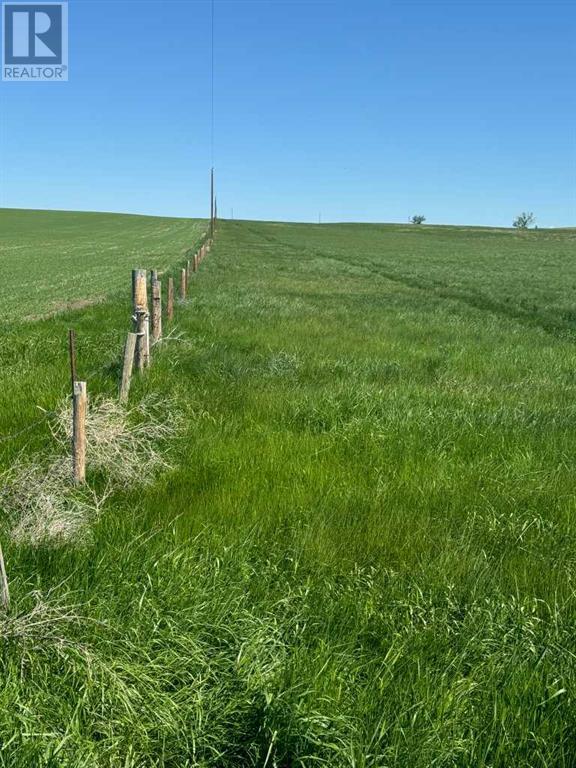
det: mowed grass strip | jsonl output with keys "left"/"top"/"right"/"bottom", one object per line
{"left": 1, "top": 213, "right": 576, "bottom": 766}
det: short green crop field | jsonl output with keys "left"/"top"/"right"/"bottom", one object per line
{"left": 1, "top": 210, "right": 576, "bottom": 767}
{"left": 0, "top": 209, "right": 205, "bottom": 320}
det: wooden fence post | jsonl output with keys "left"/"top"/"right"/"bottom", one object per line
{"left": 134, "top": 309, "right": 146, "bottom": 372}
{"left": 72, "top": 381, "right": 87, "bottom": 485}
{"left": 151, "top": 278, "right": 162, "bottom": 342}
{"left": 167, "top": 277, "right": 174, "bottom": 321}
{"left": 132, "top": 268, "right": 147, "bottom": 311}
{"left": 119, "top": 332, "right": 137, "bottom": 402}
{"left": 0, "top": 542, "right": 9, "bottom": 612}
{"left": 180, "top": 268, "right": 187, "bottom": 300}
{"left": 144, "top": 316, "right": 150, "bottom": 367}
{"left": 132, "top": 269, "right": 149, "bottom": 370}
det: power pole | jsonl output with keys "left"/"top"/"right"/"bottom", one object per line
{"left": 210, "top": 167, "right": 214, "bottom": 236}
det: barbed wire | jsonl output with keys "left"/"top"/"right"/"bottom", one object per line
{"left": 0, "top": 412, "right": 55, "bottom": 444}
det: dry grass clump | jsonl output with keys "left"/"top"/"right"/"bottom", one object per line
{"left": 0, "top": 590, "right": 85, "bottom": 649}
{"left": 51, "top": 394, "right": 179, "bottom": 486}
{"left": 1, "top": 456, "right": 109, "bottom": 547}
{"left": 0, "top": 395, "right": 180, "bottom": 547}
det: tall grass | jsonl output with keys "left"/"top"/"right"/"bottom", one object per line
{"left": 1, "top": 212, "right": 576, "bottom": 765}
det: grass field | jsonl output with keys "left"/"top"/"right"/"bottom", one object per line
{"left": 1, "top": 209, "right": 576, "bottom": 766}
{"left": 0, "top": 209, "right": 204, "bottom": 321}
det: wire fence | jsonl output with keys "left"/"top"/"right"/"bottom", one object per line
{"left": 0, "top": 218, "right": 217, "bottom": 609}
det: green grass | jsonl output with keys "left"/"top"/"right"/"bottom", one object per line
{"left": 0, "top": 209, "right": 205, "bottom": 320}
{"left": 1, "top": 210, "right": 576, "bottom": 766}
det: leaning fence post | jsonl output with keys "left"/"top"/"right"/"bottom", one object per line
{"left": 119, "top": 332, "right": 137, "bottom": 402}
{"left": 151, "top": 278, "right": 162, "bottom": 343}
{"left": 72, "top": 380, "right": 87, "bottom": 485}
{"left": 0, "top": 542, "right": 9, "bottom": 612}
{"left": 167, "top": 277, "right": 174, "bottom": 321}
{"left": 180, "top": 268, "right": 187, "bottom": 300}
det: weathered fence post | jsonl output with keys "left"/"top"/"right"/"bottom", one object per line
{"left": 149, "top": 270, "right": 158, "bottom": 342}
{"left": 132, "top": 268, "right": 147, "bottom": 313}
{"left": 167, "top": 277, "right": 174, "bottom": 321}
{"left": 180, "top": 268, "right": 187, "bottom": 300}
{"left": 0, "top": 542, "right": 9, "bottom": 612}
{"left": 151, "top": 278, "right": 162, "bottom": 342}
{"left": 132, "top": 269, "right": 149, "bottom": 370}
{"left": 134, "top": 309, "right": 147, "bottom": 372}
{"left": 119, "top": 332, "right": 137, "bottom": 402}
{"left": 144, "top": 319, "right": 150, "bottom": 366}
{"left": 72, "top": 380, "right": 87, "bottom": 485}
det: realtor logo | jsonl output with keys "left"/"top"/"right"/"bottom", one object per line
{"left": 2, "top": 2, "right": 68, "bottom": 81}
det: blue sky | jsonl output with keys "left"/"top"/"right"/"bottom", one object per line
{"left": 0, "top": 0, "right": 574, "bottom": 226}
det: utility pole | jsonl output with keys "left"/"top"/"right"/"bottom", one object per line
{"left": 210, "top": 167, "right": 214, "bottom": 236}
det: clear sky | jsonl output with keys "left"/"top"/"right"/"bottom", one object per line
{"left": 0, "top": 0, "right": 575, "bottom": 226}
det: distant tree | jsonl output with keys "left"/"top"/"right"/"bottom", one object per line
{"left": 410, "top": 215, "right": 426, "bottom": 225}
{"left": 513, "top": 212, "right": 536, "bottom": 229}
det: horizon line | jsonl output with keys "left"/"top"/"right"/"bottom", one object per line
{"left": 1, "top": 206, "right": 574, "bottom": 232}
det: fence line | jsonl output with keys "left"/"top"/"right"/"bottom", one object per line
{"left": 0, "top": 220, "right": 217, "bottom": 611}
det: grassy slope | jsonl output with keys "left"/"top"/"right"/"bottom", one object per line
{"left": 0, "top": 209, "right": 204, "bottom": 320}
{"left": 1, "top": 212, "right": 576, "bottom": 766}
